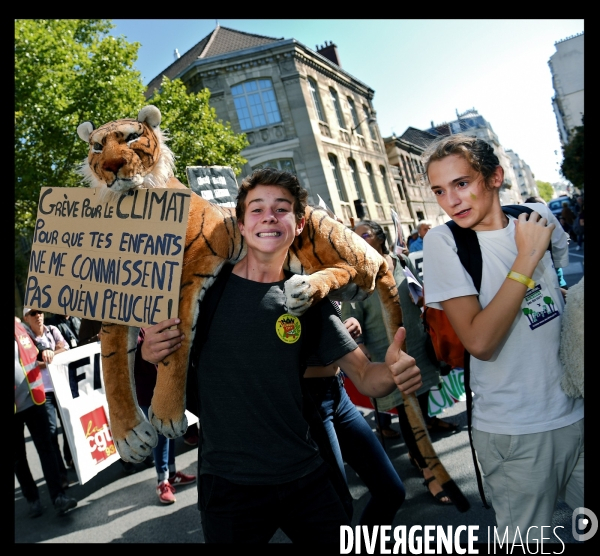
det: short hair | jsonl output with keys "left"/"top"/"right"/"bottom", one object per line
{"left": 355, "top": 220, "right": 389, "bottom": 254}
{"left": 236, "top": 168, "right": 307, "bottom": 223}
{"left": 524, "top": 196, "right": 546, "bottom": 204}
{"left": 421, "top": 134, "right": 501, "bottom": 190}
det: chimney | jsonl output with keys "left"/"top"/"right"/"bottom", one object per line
{"left": 316, "top": 40, "right": 341, "bottom": 67}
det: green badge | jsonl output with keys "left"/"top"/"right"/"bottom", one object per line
{"left": 275, "top": 313, "right": 301, "bottom": 344}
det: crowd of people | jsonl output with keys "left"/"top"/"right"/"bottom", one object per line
{"left": 16, "top": 154, "right": 583, "bottom": 543}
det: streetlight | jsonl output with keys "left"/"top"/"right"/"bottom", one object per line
{"left": 351, "top": 113, "right": 377, "bottom": 134}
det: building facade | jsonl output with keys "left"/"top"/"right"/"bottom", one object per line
{"left": 384, "top": 127, "right": 447, "bottom": 239}
{"left": 548, "top": 32, "right": 584, "bottom": 146}
{"left": 506, "top": 149, "right": 538, "bottom": 201}
{"left": 146, "top": 26, "right": 402, "bottom": 237}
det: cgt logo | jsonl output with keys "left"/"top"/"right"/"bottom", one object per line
{"left": 572, "top": 507, "right": 598, "bottom": 541}
{"left": 80, "top": 406, "right": 117, "bottom": 464}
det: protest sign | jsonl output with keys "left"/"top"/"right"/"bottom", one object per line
{"left": 24, "top": 187, "right": 190, "bottom": 327}
{"left": 390, "top": 209, "right": 406, "bottom": 255}
{"left": 186, "top": 165, "right": 238, "bottom": 208}
{"left": 317, "top": 194, "right": 337, "bottom": 220}
{"left": 408, "top": 250, "right": 424, "bottom": 281}
{"left": 49, "top": 342, "right": 199, "bottom": 485}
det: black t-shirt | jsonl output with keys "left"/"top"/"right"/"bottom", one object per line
{"left": 196, "top": 272, "right": 356, "bottom": 484}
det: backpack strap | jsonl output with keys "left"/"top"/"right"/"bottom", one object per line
{"left": 445, "top": 203, "right": 556, "bottom": 509}
{"left": 445, "top": 221, "right": 490, "bottom": 509}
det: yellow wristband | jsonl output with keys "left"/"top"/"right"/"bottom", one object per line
{"left": 507, "top": 270, "right": 535, "bottom": 289}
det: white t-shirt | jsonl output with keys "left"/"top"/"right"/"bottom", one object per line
{"left": 423, "top": 203, "right": 583, "bottom": 434}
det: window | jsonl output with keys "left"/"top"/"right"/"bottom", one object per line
{"left": 347, "top": 97, "right": 361, "bottom": 134}
{"left": 252, "top": 158, "right": 296, "bottom": 174}
{"left": 363, "top": 104, "right": 376, "bottom": 140}
{"left": 231, "top": 79, "right": 282, "bottom": 131}
{"left": 328, "top": 154, "right": 348, "bottom": 202}
{"left": 401, "top": 155, "right": 415, "bottom": 183}
{"left": 365, "top": 162, "right": 381, "bottom": 203}
{"left": 330, "top": 88, "right": 346, "bottom": 129}
{"left": 308, "top": 77, "right": 326, "bottom": 122}
{"left": 379, "top": 165, "right": 393, "bottom": 203}
{"left": 348, "top": 158, "right": 366, "bottom": 200}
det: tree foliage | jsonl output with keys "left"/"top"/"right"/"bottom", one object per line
{"left": 15, "top": 19, "right": 147, "bottom": 235}
{"left": 149, "top": 77, "right": 248, "bottom": 181}
{"left": 535, "top": 180, "right": 554, "bottom": 203}
{"left": 15, "top": 20, "right": 249, "bottom": 307}
{"left": 560, "top": 117, "right": 584, "bottom": 190}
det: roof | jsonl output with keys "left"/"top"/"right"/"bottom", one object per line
{"left": 146, "top": 25, "right": 283, "bottom": 94}
{"left": 398, "top": 127, "right": 438, "bottom": 150}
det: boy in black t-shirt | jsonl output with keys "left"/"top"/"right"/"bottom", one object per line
{"left": 141, "top": 168, "right": 422, "bottom": 544}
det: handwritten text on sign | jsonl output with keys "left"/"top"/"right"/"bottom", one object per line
{"left": 24, "top": 187, "right": 190, "bottom": 327}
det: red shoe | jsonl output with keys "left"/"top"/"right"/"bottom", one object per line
{"left": 156, "top": 481, "right": 176, "bottom": 504}
{"left": 168, "top": 471, "right": 196, "bottom": 486}
{"left": 183, "top": 434, "right": 199, "bottom": 446}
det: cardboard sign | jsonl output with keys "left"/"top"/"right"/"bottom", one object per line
{"left": 186, "top": 166, "right": 238, "bottom": 208}
{"left": 49, "top": 342, "right": 199, "bottom": 485}
{"left": 24, "top": 187, "right": 190, "bottom": 327}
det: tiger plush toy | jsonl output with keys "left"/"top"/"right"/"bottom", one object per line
{"left": 77, "top": 106, "right": 468, "bottom": 511}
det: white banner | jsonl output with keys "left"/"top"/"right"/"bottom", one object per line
{"left": 48, "top": 342, "right": 120, "bottom": 485}
{"left": 48, "top": 342, "right": 198, "bottom": 485}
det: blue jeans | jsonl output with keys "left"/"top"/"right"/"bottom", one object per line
{"left": 140, "top": 406, "right": 175, "bottom": 482}
{"left": 304, "top": 373, "right": 406, "bottom": 526}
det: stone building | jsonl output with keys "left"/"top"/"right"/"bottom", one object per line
{"left": 506, "top": 149, "right": 539, "bottom": 201}
{"left": 384, "top": 127, "right": 447, "bottom": 239}
{"left": 146, "top": 25, "right": 402, "bottom": 239}
{"left": 548, "top": 32, "right": 584, "bottom": 146}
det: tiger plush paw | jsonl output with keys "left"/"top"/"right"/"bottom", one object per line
{"left": 284, "top": 274, "right": 318, "bottom": 316}
{"left": 115, "top": 419, "right": 158, "bottom": 463}
{"left": 148, "top": 406, "right": 188, "bottom": 440}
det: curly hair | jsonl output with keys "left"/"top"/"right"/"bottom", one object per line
{"left": 420, "top": 134, "right": 501, "bottom": 190}
{"left": 236, "top": 167, "right": 308, "bottom": 222}
{"left": 355, "top": 220, "right": 389, "bottom": 254}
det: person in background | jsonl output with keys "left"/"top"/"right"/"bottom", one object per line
{"left": 47, "top": 314, "right": 81, "bottom": 349}
{"left": 343, "top": 220, "right": 455, "bottom": 505}
{"left": 78, "top": 318, "right": 102, "bottom": 345}
{"left": 134, "top": 328, "right": 196, "bottom": 504}
{"left": 524, "top": 196, "right": 568, "bottom": 288}
{"left": 303, "top": 310, "right": 407, "bottom": 526}
{"left": 559, "top": 201, "right": 576, "bottom": 241}
{"left": 573, "top": 195, "right": 584, "bottom": 251}
{"left": 21, "top": 308, "right": 71, "bottom": 489}
{"left": 45, "top": 313, "right": 82, "bottom": 468}
{"left": 406, "top": 228, "right": 419, "bottom": 251}
{"left": 408, "top": 222, "right": 431, "bottom": 253}
{"left": 15, "top": 316, "right": 77, "bottom": 517}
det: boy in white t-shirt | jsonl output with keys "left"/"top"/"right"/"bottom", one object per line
{"left": 421, "top": 134, "right": 583, "bottom": 541}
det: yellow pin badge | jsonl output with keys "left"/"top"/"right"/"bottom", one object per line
{"left": 276, "top": 313, "right": 301, "bottom": 344}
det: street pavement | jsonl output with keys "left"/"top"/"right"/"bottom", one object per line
{"left": 15, "top": 243, "right": 584, "bottom": 546}
{"left": 14, "top": 401, "right": 583, "bottom": 546}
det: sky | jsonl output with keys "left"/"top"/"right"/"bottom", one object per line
{"left": 110, "top": 19, "right": 584, "bottom": 185}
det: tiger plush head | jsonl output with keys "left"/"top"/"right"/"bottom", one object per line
{"left": 76, "top": 105, "right": 175, "bottom": 199}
